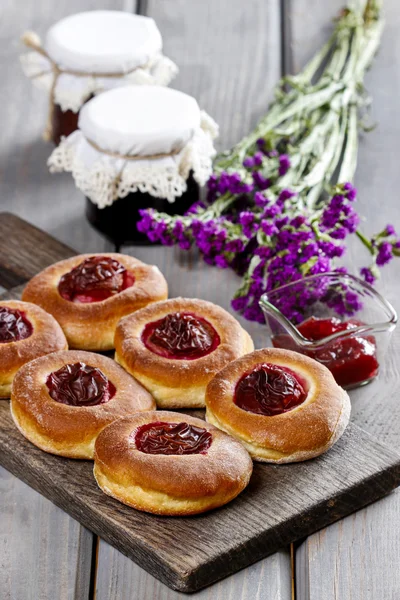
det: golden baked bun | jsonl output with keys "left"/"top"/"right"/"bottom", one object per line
{"left": 114, "top": 297, "right": 254, "bottom": 408}
{"left": 94, "top": 411, "right": 253, "bottom": 515}
{"left": 206, "top": 348, "right": 351, "bottom": 463}
{"left": 0, "top": 300, "right": 67, "bottom": 398}
{"left": 11, "top": 350, "right": 155, "bottom": 459}
{"left": 22, "top": 253, "right": 168, "bottom": 351}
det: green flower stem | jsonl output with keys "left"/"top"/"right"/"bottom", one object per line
{"left": 356, "top": 229, "right": 375, "bottom": 253}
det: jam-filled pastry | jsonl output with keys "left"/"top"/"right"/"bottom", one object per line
{"left": 22, "top": 253, "right": 168, "bottom": 351}
{"left": 0, "top": 300, "right": 67, "bottom": 398}
{"left": 94, "top": 411, "right": 253, "bottom": 515}
{"left": 206, "top": 348, "right": 351, "bottom": 463}
{"left": 114, "top": 297, "right": 254, "bottom": 408}
{"left": 10, "top": 350, "right": 155, "bottom": 458}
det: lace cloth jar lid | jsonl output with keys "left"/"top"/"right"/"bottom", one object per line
{"left": 20, "top": 11, "right": 178, "bottom": 114}
{"left": 48, "top": 86, "right": 219, "bottom": 208}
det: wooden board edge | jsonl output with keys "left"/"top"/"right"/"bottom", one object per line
{"left": 183, "top": 456, "right": 400, "bottom": 592}
{"left": 0, "top": 409, "right": 399, "bottom": 592}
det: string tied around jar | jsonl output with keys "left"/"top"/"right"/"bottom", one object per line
{"left": 21, "top": 31, "right": 152, "bottom": 142}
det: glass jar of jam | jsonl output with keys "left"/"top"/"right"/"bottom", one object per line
{"left": 21, "top": 11, "right": 178, "bottom": 145}
{"left": 48, "top": 86, "right": 218, "bottom": 247}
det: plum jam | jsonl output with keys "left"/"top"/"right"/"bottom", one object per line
{"left": 234, "top": 363, "right": 307, "bottom": 416}
{"left": 58, "top": 256, "right": 134, "bottom": 303}
{"left": 272, "top": 317, "right": 379, "bottom": 388}
{"left": 135, "top": 421, "right": 212, "bottom": 455}
{"left": 0, "top": 306, "right": 33, "bottom": 343}
{"left": 46, "top": 362, "right": 116, "bottom": 406}
{"left": 142, "top": 312, "right": 220, "bottom": 360}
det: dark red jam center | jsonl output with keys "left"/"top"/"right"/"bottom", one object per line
{"left": 58, "top": 256, "right": 134, "bottom": 303}
{"left": 234, "top": 363, "right": 307, "bottom": 416}
{"left": 272, "top": 317, "right": 379, "bottom": 388}
{"left": 135, "top": 421, "right": 212, "bottom": 455}
{"left": 46, "top": 362, "right": 116, "bottom": 407}
{"left": 141, "top": 312, "right": 220, "bottom": 360}
{"left": 0, "top": 306, "right": 33, "bottom": 343}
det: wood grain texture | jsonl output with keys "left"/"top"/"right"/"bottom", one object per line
{"left": 289, "top": 1, "right": 400, "bottom": 598}
{"left": 296, "top": 488, "right": 400, "bottom": 600}
{"left": 148, "top": 0, "right": 281, "bottom": 152}
{"left": 95, "top": 544, "right": 292, "bottom": 600}
{"left": 1, "top": 464, "right": 93, "bottom": 600}
{"left": 1, "top": 398, "right": 400, "bottom": 593}
{"left": 93, "top": 1, "right": 290, "bottom": 595}
{"left": 0, "top": 1, "right": 133, "bottom": 598}
{"left": 0, "top": 213, "right": 74, "bottom": 288}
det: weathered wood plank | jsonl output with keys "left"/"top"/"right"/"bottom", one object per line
{"left": 95, "top": 545, "right": 292, "bottom": 600}
{"left": 0, "top": 1, "right": 133, "bottom": 597}
{"left": 1, "top": 397, "right": 400, "bottom": 593}
{"left": 94, "top": 1, "right": 291, "bottom": 596}
{"left": 0, "top": 213, "right": 74, "bottom": 288}
{"left": 290, "top": 1, "right": 400, "bottom": 597}
{"left": 1, "top": 465, "right": 93, "bottom": 600}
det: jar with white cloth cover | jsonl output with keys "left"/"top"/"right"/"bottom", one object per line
{"left": 20, "top": 11, "right": 178, "bottom": 145}
{"left": 47, "top": 85, "right": 219, "bottom": 248}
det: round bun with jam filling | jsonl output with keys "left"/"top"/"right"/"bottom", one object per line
{"left": 93, "top": 411, "right": 253, "bottom": 515}
{"left": 21, "top": 253, "right": 168, "bottom": 351}
{"left": 0, "top": 300, "right": 67, "bottom": 398}
{"left": 205, "top": 348, "right": 351, "bottom": 463}
{"left": 114, "top": 297, "right": 254, "bottom": 409}
{"left": 10, "top": 350, "right": 155, "bottom": 459}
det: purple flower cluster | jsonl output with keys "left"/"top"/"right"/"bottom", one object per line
{"left": 359, "top": 223, "right": 399, "bottom": 285}
{"left": 136, "top": 163, "right": 398, "bottom": 325}
{"left": 207, "top": 172, "right": 253, "bottom": 203}
{"left": 321, "top": 184, "right": 359, "bottom": 240}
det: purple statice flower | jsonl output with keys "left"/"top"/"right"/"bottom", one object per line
{"left": 260, "top": 220, "right": 278, "bottom": 237}
{"left": 243, "top": 157, "right": 255, "bottom": 168}
{"left": 225, "top": 239, "right": 245, "bottom": 253}
{"left": 239, "top": 211, "right": 258, "bottom": 238}
{"left": 360, "top": 266, "right": 376, "bottom": 284}
{"left": 184, "top": 200, "right": 206, "bottom": 215}
{"left": 278, "top": 188, "right": 296, "bottom": 203}
{"left": 136, "top": 208, "right": 155, "bottom": 234}
{"left": 263, "top": 204, "right": 282, "bottom": 219}
{"left": 290, "top": 215, "right": 306, "bottom": 228}
{"left": 252, "top": 171, "right": 271, "bottom": 190}
{"left": 278, "top": 154, "right": 291, "bottom": 176}
{"left": 376, "top": 241, "right": 393, "bottom": 266}
{"left": 231, "top": 295, "right": 248, "bottom": 311}
{"left": 243, "top": 300, "right": 265, "bottom": 323}
{"left": 255, "top": 245, "right": 273, "bottom": 259}
{"left": 309, "top": 255, "right": 331, "bottom": 275}
{"left": 330, "top": 227, "right": 348, "bottom": 240}
{"left": 385, "top": 224, "right": 396, "bottom": 236}
{"left": 343, "top": 182, "right": 357, "bottom": 201}
{"left": 215, "top": 255, "right": 230, "bottom": 268}
{"left": 299, "top": 242, "right": 319, "bottom": 263}
{"left": 256, "top": 138, "right": 266, "bottom": 149}
{"left": 254, "top": 191, "right": 270, "bottom": 207}
{"left": 318, "top": 240, "right": 345, "bottom": 258}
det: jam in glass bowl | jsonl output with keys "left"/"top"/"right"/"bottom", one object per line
{"left": 259, "top": 272, "right": 397, "bottom": 390}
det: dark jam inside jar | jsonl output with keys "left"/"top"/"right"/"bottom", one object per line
{"left": 134, "top": 421, "right": 212, "bottom": 455}
{"left": 234, "top": 363, "right": 307, "bottom": 416}
{"left": 46, "top": 362, "right": 116, "bottom": 407}
{"left": 0, "top": 306, "right": 33, "bottom": 343}
{"left": 58, "top": 256, "right": 134, "bottom": 303}
{"left": 51, "top": 96, "right": 94, "bottom": 146}
{"left": 272, "top": 317, "right": 379, "bottom": 388}
{"left": 141, "top": 312, "right": 220, "bottom": 360}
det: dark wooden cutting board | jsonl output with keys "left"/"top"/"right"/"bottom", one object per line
{"left": 1, "top": 213, "right": 400, "bottom": 592}
{"left": 1, "top": 403, "right": 400, "bottom": 592}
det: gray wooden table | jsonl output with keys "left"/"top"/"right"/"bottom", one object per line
{"left": 1, "top": 0, "right": 400, "bottom": 598}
